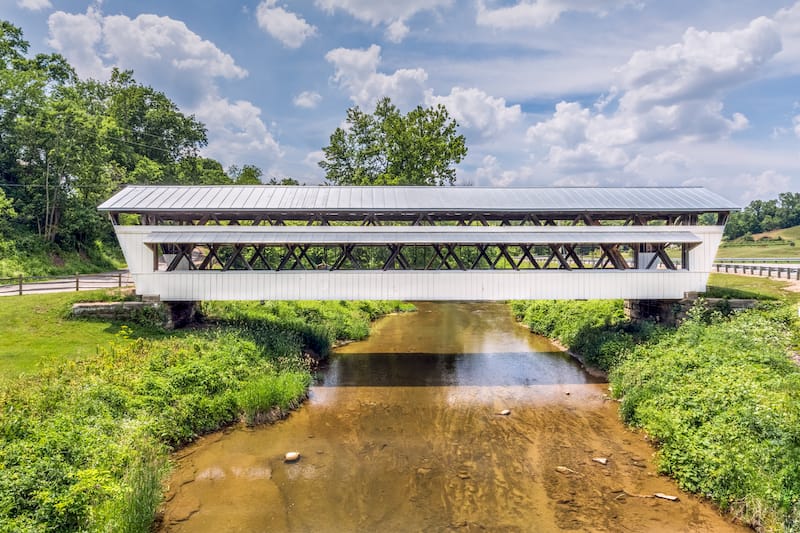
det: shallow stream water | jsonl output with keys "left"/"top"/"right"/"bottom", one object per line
{"left": 160, "top": 302, "right": 746, "bottom": 532}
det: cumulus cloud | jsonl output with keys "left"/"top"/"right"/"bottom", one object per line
{"left": 475, "top": 155, "right": 535, "bottom": 187}
{"left": 17, "top": 0, "right": 52, "bottom": 11}
{"left": 617, "top": 17, "right": 781, "bottom": 112}
{"left": 256, "top": 0, "right": 316, "bottom": 48}
{"left": 47, "top": 9, "right": 281, "bottom": 171}
{"left": 325, "top": 45, "right": 521, "bottom": 138}
{"left": 476, "top": 0, "right": 634, "bottom": 29}
{"left": 293, "top": 91, "right": 322, "bottom": 108}
{"left": 315, "top": 0, "right": 452, "bottom": 42}
{"left": 525, "top": 14, "right": 781, "bottom": 174}
{"left": 775, "top": 2, "right": 800, "bottom": 64}
{"left": 325, "top": 44, "right": 427, "bottom": 108}
{"left": 47, "top": 8, "right": 108, "bottom": 79}
{"left": 687, "top": 170, "right": 791, "bottom": 203}
{"left": 193, "top": 96, "right": 282, "bottom": 166}
{"left": 425, "top": 87, "right": 521, "bottom": 136}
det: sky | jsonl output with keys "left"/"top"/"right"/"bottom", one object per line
{"left": 3, "top": 0, "right": 800, "bottom": 203}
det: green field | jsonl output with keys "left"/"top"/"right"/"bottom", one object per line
{"left": 717, "top": 225, "right": 800, "bottom": 259}
{"left": 0, "top": 290, "right": 165, "bottom": 379}
{"left": 706, "top": 272, "right": 800, "bottom": 304}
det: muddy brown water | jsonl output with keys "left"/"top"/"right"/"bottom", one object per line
{"left": 160, "top": 302, "right": 747, "bottom": 532}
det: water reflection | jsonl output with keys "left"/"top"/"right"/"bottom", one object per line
{"left": 321, "top": 351, "right": 603, "bottom": 387}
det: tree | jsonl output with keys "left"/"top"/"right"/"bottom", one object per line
{"left": 319, "top": 97, "right": 467, "bottom": 186}
{"left": 228, "top": 164, "right": 263, "bottom": 185}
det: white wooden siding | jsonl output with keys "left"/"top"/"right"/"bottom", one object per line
{"left": 116, "top": 224, "right": 724, "bottom": 301}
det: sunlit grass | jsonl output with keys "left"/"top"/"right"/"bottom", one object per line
{"left": 706, "top": 273, "right": 800, "bottom": 304}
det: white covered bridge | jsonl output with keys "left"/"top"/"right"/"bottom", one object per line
{"left": 98, "top": 185, "right": 736, "bottom": 302}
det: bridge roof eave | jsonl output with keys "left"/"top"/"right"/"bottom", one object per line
{"left": 98, "top": 185, "right": 739, "bottom": 214}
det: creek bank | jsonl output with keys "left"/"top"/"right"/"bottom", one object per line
{"left": 158, "top": 302, "right": 746, "bottom": 533}
{"left": 512, "top": 298, "right": 800, "bottom": 532}
{"left": 0, "top": 298, "right": 408, "bottom": 532}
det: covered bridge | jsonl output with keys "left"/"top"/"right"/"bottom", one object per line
{"left": 98, "top": 185, "right": 736, "bottom": 301}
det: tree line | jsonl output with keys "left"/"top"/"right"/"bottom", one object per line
{"left": 0, "top": 21, "right": 467, "bottom": 272}
{"left": 724, "top": 192, "right": 800, "bottom": 240}
{"left": 0, "top": 22, "right": 284, "bottom": 257}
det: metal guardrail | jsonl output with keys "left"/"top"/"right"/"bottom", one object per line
{"left": 713, "top": 263, "right": 800, "bottom": 280}
{"left": 716, "top": 257, "right": 800, "bottom": 263}
{"left": 0, "top": 272, "right": 134, "bottom": 296}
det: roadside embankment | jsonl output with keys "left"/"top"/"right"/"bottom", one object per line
{"left": 511, "top": 298, "right": 800, "bottom": 532}
{"left": 0, "top": 295, "right": 411, "bottom": 532}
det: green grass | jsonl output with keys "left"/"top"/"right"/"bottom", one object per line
{"left": 706, "top": 273, "right": 800, "bottom": 304}
{"left": 0, "top": 294, "right": 407, "bottom": 532}
{"left": 0, "top": 290, "right": 165, "bottom": 380}
{"left": 513, "top": 276, "right": 800, "bottom": 531}
{"left": 0, "top": 237, "right": 125, "bottom": 279}
{"left": 718, "top": 225, "right": 800, "bottom": 259}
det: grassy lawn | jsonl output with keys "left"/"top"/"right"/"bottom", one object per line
{"left": 706, "top": 272, "right": 800, "bottom": 304}
{"left": 717, "top": 224, "right": 800, "bottom": 259}
{"left": 0, "top": 290, "right": 163, "bottom": 380}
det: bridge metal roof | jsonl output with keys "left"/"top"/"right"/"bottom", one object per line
{"left": 99, "top": 185, "right": 738, "bottom": 214}
{"left": 144, "top": 226, "right": 702, "bottom": 246}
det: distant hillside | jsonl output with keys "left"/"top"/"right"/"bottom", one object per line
{"left": 717, "top": 224, "right": 800, "bottom": 259}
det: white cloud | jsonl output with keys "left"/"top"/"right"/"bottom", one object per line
{"left": 256, "top": 0, "right": 316, "bottom": 49}
{"left": 315, "top": 0, "right": 452, "bottom": 42}
{"left": 687, "top": 170, "right": 791, "bottom": 203}
{"left": 325, "top": 44, "right": 427, "bottom": 108}
{"left": 47, "top": 8, "right": 108, "bottom": 79}
{"left": 775, "top": 2, "right": 800, "bottom": 64}
{"left": 476, "top": 0, "right": 634, "bottom": 29}
{"left": 47, "top": 9, "right": 280, "bottom": 173}
{"left": 617, "top": 16, "right": 781, "bottom": 112}
{"left": 425, "top": 87, "right": 521, "bottom": 136}
{"left": 17, "top": 0, "right": 52, "bottom": 11}
{"left": 193, "top": 96, "right": 282, "bottom": 166}
{"left": 525, "top": 14, "right": 781, "bottom": 174}
{"left": 293, "top": 91, "right": 322, "bottom": 108}
{"left": 794, "top": 115, "right": 800, "bottom": 137}
{"left": 475, "top": 154, "right": 535, "bottom": 187}
{"left": 101, "top": 13, "right": 247, "bottom": 81}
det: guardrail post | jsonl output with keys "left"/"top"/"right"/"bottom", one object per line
{"left": 118, "top": 273, "right": 122, "bottom": 288}
{"left": 18, "top": 275, "right": 22, "bottom": 296}
{"left": 75, "top": 273, "right": 79, "bottom": 292}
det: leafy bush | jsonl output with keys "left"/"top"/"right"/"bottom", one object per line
{"left": 611, "top": 305, "right": 800, "bottom": 531}
{"left": 510, "top": 299, "right": 653, "bottom": 371}
{"left": 513, "top": 298, "right": 800, "bottom": 531}
{"left": 0, "top": 300, "right": 404, "bottom": 531}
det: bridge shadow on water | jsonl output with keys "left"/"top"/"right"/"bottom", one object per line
{"left": 318, "top": 351, "right": 606, "bottom": 387}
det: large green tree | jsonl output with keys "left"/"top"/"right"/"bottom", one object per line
{"left": 319, "top": 97, "right": 467, "bottom": 186}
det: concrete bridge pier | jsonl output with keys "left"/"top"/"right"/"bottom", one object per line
{"left": 142, "top": 297, "right": 199, "bottom": 329}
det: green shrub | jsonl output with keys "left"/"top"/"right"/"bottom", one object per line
{"left": 610, "top": 306, "right": 800, "bottom": 530}
{"left": 0, "top": 299, "right": 405, "bottom": 531}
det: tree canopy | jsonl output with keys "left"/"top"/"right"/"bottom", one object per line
{"left": 724, "top": 193, "right": 800, "bottom": 239}
{"left": 0, "top": 21, "right": 269, "bottom": 262}
{"left": 319, "top": 97, "right": 467, "bottom": 186}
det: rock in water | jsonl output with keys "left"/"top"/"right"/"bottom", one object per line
{"left": 654, "top": 493, "right": 679, "bottom": 501}
{"left": 284, "top": 451, "right": 300, "bottom": 463}
{"left": 498, "top": 409, "right": 511, "bottom": 416}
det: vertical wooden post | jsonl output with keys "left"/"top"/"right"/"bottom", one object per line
{"left": 118, "top": 273, "right": 122, "bottom": 288}
{"left": 75, "top": 273, "right": 79, "bottom": 291}
{"left": 18, "top": 275, "right": 23, "bottom": 296}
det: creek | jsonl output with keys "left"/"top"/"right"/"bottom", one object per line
{"left": 160, "top": 302, "right": 746, "bottom": 532}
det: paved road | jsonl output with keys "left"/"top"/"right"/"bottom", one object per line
{"left": 0, "top": 271, "right": 133, "bottom": 297}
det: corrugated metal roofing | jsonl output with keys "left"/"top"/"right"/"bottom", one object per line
{"left": 99, "top": 185, "right": 738, "bottom": 213}
{"left": 144, "top": 226, "right": 701, "bottom": 245}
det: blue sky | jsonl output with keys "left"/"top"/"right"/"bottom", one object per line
{"left": 3, "top": 0, "right": 800, "bottom": 203}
